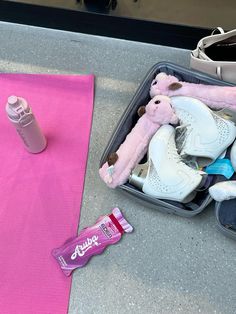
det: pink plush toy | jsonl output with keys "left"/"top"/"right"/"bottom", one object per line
{"left": 150, "top": 72, "right": 236, "bottom": 110}
{"left": 99, "top": 95, "right": 178, "bottom": 188}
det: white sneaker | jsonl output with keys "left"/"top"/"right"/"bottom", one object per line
{"left": 171, "top": 96, "right": 236, "bottom": 167}
{"left": 129, "top": 125, "right": 203, "bottom": 203}
{"left": 209, "top": 181, "right": 236, "bottom": 202}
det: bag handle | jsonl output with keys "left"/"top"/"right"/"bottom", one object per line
{"left": 192, "top": 27, "right": 235, "bottom": 59}
{"left": 211, "top": 27, "right": 225, "bottom": 35}
{"left": 197, "top": 27, "right": 235, "bottom": 51}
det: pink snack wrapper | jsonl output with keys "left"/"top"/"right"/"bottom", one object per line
{"left": 52, "top": 208, "right": 133, "bottom": 276}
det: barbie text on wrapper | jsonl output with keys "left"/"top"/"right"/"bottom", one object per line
{"left": 52, "top": 208, "right": 133, "bottom": 276}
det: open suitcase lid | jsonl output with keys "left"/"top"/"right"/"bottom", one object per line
{"left": 215, "top": 200, "right": 236, "bottom": 240}
{"left": 100, "top": 62, "right": 236, "bottom": 219}
{"left": 209, "top": 150, "right": 236, "bottom": 241}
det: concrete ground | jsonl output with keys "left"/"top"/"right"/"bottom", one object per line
{"left": 0, "top": 22, "right": 236, "bottom": 314}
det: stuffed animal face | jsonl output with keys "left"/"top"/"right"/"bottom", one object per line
{"left": 145, "top": 95, "right": 178, "bottom": 125}
{"left": 150, "top": 72, "right": 179, "bottom": 98}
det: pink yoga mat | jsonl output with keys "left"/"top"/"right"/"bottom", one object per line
{"left": 0, "top": 73, "right": 94, "bottom": 313}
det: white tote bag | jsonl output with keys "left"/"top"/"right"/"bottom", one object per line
{"left": 191, "top": 27, "right": 236, "bottom": 84}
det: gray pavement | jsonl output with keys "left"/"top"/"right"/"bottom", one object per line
{"left": 0, "top": 22, "right": 235, "bottom": 314}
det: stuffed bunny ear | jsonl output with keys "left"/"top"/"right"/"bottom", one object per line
{"left": 107, "top": 152, "right": 118, "bottom": 166}
{"left": 168, "top": 82, "right": 182, "bottom": 91}
{"left": 137, "top": 106, "right": 146, "bottom": 117}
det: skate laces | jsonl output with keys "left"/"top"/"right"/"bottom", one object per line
{"left": 171, "top": 146, "right": 198, "bottom": 169}
{"left": 169, "top": 131, "right": 189, "bottom": 166}
{"left": 175, "top": 124, "right": 201, "bottom": 170}
{"left": 175, "top": 123, "right": 191, "bottom": 154}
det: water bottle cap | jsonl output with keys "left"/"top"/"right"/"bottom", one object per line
{"left": 8, "top": 95, "right": 18, "bottom": 106}
{"left": 6, "top": 96, "right": 30, "bottom": 122}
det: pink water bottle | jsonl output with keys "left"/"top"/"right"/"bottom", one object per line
{"left": 6, "top": 96, "right": 47, "bottom": 153}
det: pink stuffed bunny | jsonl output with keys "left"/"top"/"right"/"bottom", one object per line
{"left": 99, "top": 95, "right": 178, "bottom": 188}
{"left": 150, "top": 72, "right": 236, "bottom": 110}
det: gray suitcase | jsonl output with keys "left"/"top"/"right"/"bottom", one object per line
{"left": 100, "top": 61, "right": 236, "bottom": 239}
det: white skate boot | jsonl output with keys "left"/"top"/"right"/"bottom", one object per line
{"left": 129, "top": 125, "right": 203, "bottom": 203}
{"left": 171, "top": 96, "right": 236, "bottom": 167}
